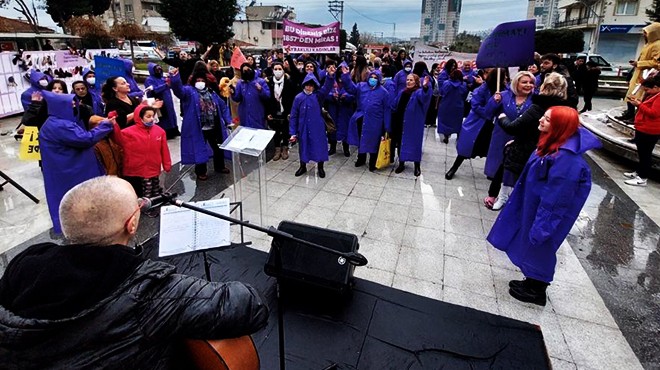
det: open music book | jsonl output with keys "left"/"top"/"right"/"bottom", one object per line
{"left": 158, "top": 198, "right": 231, "bottom": 257}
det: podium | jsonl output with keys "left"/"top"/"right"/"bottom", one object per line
{"left": 220, "top": 126, "right": 275, "bottom": 227}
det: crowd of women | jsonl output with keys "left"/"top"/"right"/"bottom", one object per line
{"left": 23, "top": 42, "right": 660, "bottom": 306}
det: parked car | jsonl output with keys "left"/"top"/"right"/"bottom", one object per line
{"left": 561, "top": 53, "right": 627, "bottom": 77}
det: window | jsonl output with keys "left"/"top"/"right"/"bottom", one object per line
{"left": 124, "top": 4, "right": 133, "bottom": 12}
{"left": 615, "top": 0, "right": 638, "bottom": 15}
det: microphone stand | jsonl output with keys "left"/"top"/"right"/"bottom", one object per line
{"left": 162, "top": 194, "right": 367, "bottom": 370}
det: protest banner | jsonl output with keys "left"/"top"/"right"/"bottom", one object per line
{"left": 231, "top": 47, "right": 248, "bottom": 70}
{"left": 94, "top": 56, "right": 127, "bottom": 88}
{"left": 283, "top": 20, "right": 340, "bottom": 54}
{"left": 476, "top": 19, "right": 536, "bottom": 68}
{"left": 412, "top": 42, "right": 477, "bottom": 70}
{"left": 55, "top": 51, "right": 87, "bottom": 68}
{"left": 19, "top": 126, "right": 40, "bottom": 161}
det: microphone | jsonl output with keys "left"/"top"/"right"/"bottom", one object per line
{"left": 139, "top": 192, "right": 176, "bottom": 212}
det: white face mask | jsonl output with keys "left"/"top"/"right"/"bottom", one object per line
{"left": 195, "top": 81, "right": 206, "bottom": 90}
{"left": 404, "top": 67, "right": 412, "bottom": 73}
{"left": 273, "top": 70, "right": 284, "bottom": 79}
{"left": 38, "top": 79, "right": 48, "bottom": 87}
{"left": 86, "top": 77, "right": 96, "bottom": 85}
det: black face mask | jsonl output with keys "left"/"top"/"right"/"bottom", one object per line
{"left": 154, "top": 68, "right": 163, "bottom": 78}
{"left": 242, "top": 69, "right": 255, "bottom": 81}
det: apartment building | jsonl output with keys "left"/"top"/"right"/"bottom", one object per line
{"left": 419, "top": 0, "right": 462, "bottom": 45}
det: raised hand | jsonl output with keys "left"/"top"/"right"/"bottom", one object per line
{"left": 341, "top": 65, "right": 349, "bottom": 75}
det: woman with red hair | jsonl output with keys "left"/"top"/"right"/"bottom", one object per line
{"left": 487, "top": 106, "right": 601, "bottom": 306}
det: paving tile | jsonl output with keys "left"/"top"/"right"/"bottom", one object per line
{"left": 444, "top": 232, "right": 490, "bottom": 265}
{"left": 443, "top": 255, "right": 496, "bottom": 298}
{"left": 330, "top": 211, "right": 370, "bottom": 236}
{"left": 442, "top": 286, "right": 499, "bottom": 316}
{"left": 406, "top": 207, "right": 444, "bottom": 230}
{"left": 358, "top": 237, "right": 400, "bottom": 272}
{"left": 280, "top": 185, "right": 320, "bottom": 204}
{"left": 372, "top": 201, "right": 411, "bottom": 222}
{"left": 410, "top": 193, "right": 446, "bottom": 211}
{"left": 550, "top": 357, "right": 578, "bottom": 370}
{"left": 445, "top": 213, "right": 485, "bottom": 238}
{"left": 353, "top": 266, "right": 394, "bottom": 287}
{"left": 379, "top": 186, "right": 413, "bottom": 206}
{"left": 402, "top": 224, "right": 445, "bottom": 251}
{"left": 558, "top": 315, "right": 643, "bottom": 370}
{"left": 392, "top": 274, "right": 443, "bottom": 301}
{"left": 549, "top": 280, "right": 619, "bottom": 328}
{"left": 487, "top": 245, "right": 518, "bottom": 271}
{"left": 322, "top": 177, "right": 357, "bottom": 195}
{"left": 446, "top": 197, "right": 482, "bottom": 219}
{"left": 266, "top": 181, "right": 292, "bottom": 198}
{"left": 308, "top": 191, "right": 348, "bottom": 211}
{"left": 363, "top": 216, "right": 406, "bottom": 245}
{"left": 357, "top": 172, "right": 390, "bottom": 187}
{"left": 347, "top": 183, "right": 384, "bottom": 200}
{"left": 395, "top": 246, "right": 444, "bottom": 284}
{"left": 293, "top": 205, "right": 333, "bottom": 229}
{"left": 341, "top": 196, "right": 378, "bottom": 217}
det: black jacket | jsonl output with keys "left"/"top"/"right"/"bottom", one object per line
{"left": 0, "top": 243, "right": 269, "bottom": 369}
{"left": 539, "top": 64, "right": 579, "bottom": 108}
{"left": 499, "top": 94, "right": 572, "bottom": 174}
{"left": 266, "top": 75, "right": 297, "bottom": 119}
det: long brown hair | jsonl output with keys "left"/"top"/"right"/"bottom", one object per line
{"left": 537, "top": 106, "right": 580, "bottom": 156}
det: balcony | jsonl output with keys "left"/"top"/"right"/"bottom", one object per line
{"left": 554, "top": 16, "right": 598, "bottom": 28}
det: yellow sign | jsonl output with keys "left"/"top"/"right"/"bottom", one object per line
{"left": 19, "top": 126, "right": 41, "bottom": 161}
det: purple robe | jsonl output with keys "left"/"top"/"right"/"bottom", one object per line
{"left": 326, "top": 80, "right": 355, "bottom": 142}
{"left": 484, "top": 90, "right": 533, "bottom": 178}
{"left": 231, "top": 77, "right": 270, "bottom": 129}
{"left": 20, "top": 71, "right": 50, "bottom": 111}
{"left": 487, "top": 128, "right": 601, "bottom": 283}
{"left": 290, "top": 74, "right": 333, "bottom": 163}
{"left": 395, "top": 86, "right": 432, "bottom": 162}
{"left": 342, "top": 70, "right": 391, "bottom": 154}
{"left": 437, "top": 80, "right": 468, "bottom": 135}
{"left": 39, "top": 92, "right": 113, "bottom": 233}
{"left": 145, "top": 62, "right": 177, "bottom": 131}
{"left": 121, "top": 59, "right": 144, "bottom": 100}
{"left": 171, "top": 73, "right": 231, "bottom": 165}
{"left": 456, "top": 84, "right": 497, "bottom": 158}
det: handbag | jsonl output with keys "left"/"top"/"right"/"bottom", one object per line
{"left": 375, "top": 134, "right": 391, "bottom": 170}
{"left": 321, "top": 108, "right": 336, "bottom": 134}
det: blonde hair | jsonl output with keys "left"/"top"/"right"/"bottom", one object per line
{"left": 510, "top": 71, "right": 536, "bottom": 96}
{"left": 540, "top": 72, "right": 567, "bottom": 99}
{"left": 208, "top": 60, "right": 219, "bottom": 68}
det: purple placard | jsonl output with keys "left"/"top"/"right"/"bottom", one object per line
{"left": 476, "top": 19, "right": 536, "bottom": 68}
{"left": 283, "top": 20, "right": 340, "bottom": 54}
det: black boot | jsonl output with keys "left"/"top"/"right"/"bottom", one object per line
{"left": 509, "top": 278, "right": 548, "bottom": 306}
{"left": 414, "top": 162, "right": 421, "bottom": 177}
{"left": 295, "top": 161, "right": 307, "bottom": 177}
{"left": 443, "top": 135, "right": 449, "bottom": 144}
{"left": 328, "top": 140, "right": 337, "bottom": 155}
{"left": 355, "top": 153, "right": 366, "bottom": 167}
{"left": 368, "top": 154, "right": 377, "bottom": 172}
{"left": 342, "top": 142, "right": 350, "bottom": 157}
{"left": 389, "top": 141, "right": 396, "bottom": 163}
{"left": 395, "top": 161, "right": 405, "bottom": 174}
{"left": 317, "top": 162, "right": 326, "bottom": 178}
{"left": 445, "top": 157, "right": 464, "bottom": 180}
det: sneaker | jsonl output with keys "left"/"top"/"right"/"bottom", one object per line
{"left": 624, "top": 176, "right": 647, "bottom": 187}
{"left": 623, "top": 171, "right": 638, "bottom": 179}
{"left": 492, "top": 194, "right": 509, "bottom": 211}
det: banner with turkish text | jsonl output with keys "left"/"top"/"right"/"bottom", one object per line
{"left": 476, "top": 19, "right": 536, "bottom": 68}
{"left": 283, "top": 20, "right": 340, "bottom": 54}
{"left": 412, "top": 42, "right": 477, "bottom": 70}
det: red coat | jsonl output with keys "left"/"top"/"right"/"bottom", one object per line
{"left": 113, "top": 105, "right": 172, "bottom": 178}
{"left": 634, "top": 92, "right": 660, "bottom": 135}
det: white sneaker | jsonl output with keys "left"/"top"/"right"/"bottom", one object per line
{"left": 623, "top": 171, "right": 638, "bottom": 179}
{"left": 492, "top": 193, "right": 509, "bottom": 211}
{"left": 624, "top": 176, "right": 647, "bottom": 187}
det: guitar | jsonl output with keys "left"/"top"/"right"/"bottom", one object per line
{"left": 185, "top": 336, "right": 260, "bottom": 370}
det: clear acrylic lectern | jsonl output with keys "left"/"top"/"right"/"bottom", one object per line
{"left": 220, "top": 126, "right": 275, "bottom": 227}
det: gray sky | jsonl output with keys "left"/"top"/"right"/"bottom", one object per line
{"left": 1, "top": 0, "right": 529, "bottom": 39}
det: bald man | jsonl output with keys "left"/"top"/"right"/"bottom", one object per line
{"left": 0, "top": 176, "right": 269, "bottom": 369}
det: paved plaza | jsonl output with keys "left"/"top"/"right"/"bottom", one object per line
{"left": 1, "top": 97, "right": 659, "bottom": 369}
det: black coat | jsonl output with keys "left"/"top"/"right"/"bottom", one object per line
{"left": 498, "top": 94, "right": 572, "bottom": 174}
{"left": 266, "top": 75, "right": 297, "bottom": 119}
{"left": 0, "top": 243, "right": 269, "bottom": 369}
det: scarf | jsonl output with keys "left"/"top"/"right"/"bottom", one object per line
{"left": 273, "top": 75, "right": 285, "bottom": 113}
{"left": 198, "top": 88, "right": 217, "bottom": 129}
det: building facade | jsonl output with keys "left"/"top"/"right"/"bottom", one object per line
{"left": 232, "top": 5, "right": 296, "bottom": 50}
{"left": 554, "top": 0, "right": 654, "bottom": 65}
{"left": 99, "top": 0, "right": 169, "bottom": 33}
{"left": 419, "top": 0, "right": 462, "bottom": 45}
{"left": 527, "top": 0, "right": 560, "bottom": 30}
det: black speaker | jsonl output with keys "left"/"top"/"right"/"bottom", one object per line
{"left": 264, "top": 221, "right": 359, "bottom": 294}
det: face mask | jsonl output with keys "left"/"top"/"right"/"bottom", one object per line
{"left": 368, "top": 78, "right": 378, "bottom": 87}
{"left": 86, "top": 77, "right": 96, "bottom": 85}
{"left": 404, "top": 67, "right": 412, "bottom": 73}
{"left": 273, "top": 70, "right": 284, "bottom": 79}
{"left": 39, "top": 79, "right": 48, "bottom": 87}
{"left": 195, "top": 81, "right": 206, "bottom": 90}
{"left": 143, "top": 120, "right": 155, "bottom": 127}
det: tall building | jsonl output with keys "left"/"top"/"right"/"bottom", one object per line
{"left": 527, "top": 0, "right": 560, "bottom": 30}
{"left": 419, "top": 0, "right": 462, "bottom": 45}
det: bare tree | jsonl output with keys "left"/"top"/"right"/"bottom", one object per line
{"left": 1, "top": 0, "right": 41, "bottom": 34}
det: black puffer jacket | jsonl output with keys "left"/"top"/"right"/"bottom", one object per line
{"left": 0, "top": 243, "right": 269, "bottom": 369}
{"left": 499, "top": 94, "right": 573, "bottom": 175}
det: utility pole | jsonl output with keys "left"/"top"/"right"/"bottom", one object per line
{"left": 328, "top": 0, "right": 344, "bottom": 28}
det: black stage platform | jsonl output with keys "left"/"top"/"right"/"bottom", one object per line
{"left": 142, "top": 240, "right": 551, "bottom": 370}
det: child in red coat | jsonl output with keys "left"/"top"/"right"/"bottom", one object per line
{"left": 113, "top": 104, "right": 172, "bottom": 197}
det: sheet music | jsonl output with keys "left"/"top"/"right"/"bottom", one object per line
{"left": 158, "top": 198, "right": 231, "bottom": 257}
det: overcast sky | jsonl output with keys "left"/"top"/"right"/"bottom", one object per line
{"left": 1, "top": 0, "right": 529, "bottom": 39}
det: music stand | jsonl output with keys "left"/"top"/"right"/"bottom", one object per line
{"left": 0, "top": 170, "right": 39, "bottom": 204}
{"left": 160, "top": 194, "right": 367, "bottom": 370}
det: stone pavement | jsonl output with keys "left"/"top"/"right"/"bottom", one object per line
{"left": 1, "top": 97, "right": 659, "bottom": 369}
